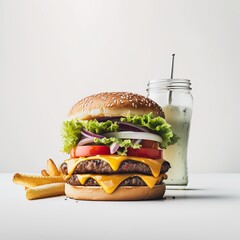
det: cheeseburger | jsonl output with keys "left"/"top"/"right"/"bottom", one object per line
{"left": 60, "top": 92, "right": 177, "bottom": 200}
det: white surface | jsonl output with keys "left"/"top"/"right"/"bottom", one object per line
{"left": 1, "top": 0, "right": 240, "bottom": 173}
{"left": 1, "top": 173, "right": 240, "bottom": 240}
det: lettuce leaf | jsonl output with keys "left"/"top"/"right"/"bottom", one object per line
{"left": 84, "top": 119, "right": 118, "bottom": 134}
{"left": 61, "top": 119, "right": 119, "bottom": 153}
{"left": 120, "top": 113, "right": 178, "bottom": 148}
{"left": 94, "top": 137, "right": 141, "bottom": 155}
{"left": 61, "top": 119, "right": 84, "bottom": 153}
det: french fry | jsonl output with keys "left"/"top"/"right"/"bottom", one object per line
{"left": 26, "top": 182, "right": 65, "bottom": 200}
{"left": 13, "top": 173, "right": 64, "bottom": 188}
{"left": 47, "top": 159, "right": 60, "bottom": 176}
{"left": 41, "top": 169, "right": 49, "bottom": 176}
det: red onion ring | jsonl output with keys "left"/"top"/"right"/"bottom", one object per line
{"left": 110, "top": 142, "right": 120, "bottom": 154}
{"left": 81, "top": 129, "right": 104, "bottom": 139}
{"left": 118, "top": 122, "right": 149, "bottom": 132}
{"left": 77, "top": 137, "right": 95, "bottom": 146}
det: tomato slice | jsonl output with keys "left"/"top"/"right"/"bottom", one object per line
{"left": 70, "top": 145, "right": 162, "bottom": 159}
{"left": 70, "top": 146, "right": 110, "bottom": 158}
{"left": 141, "top": 140, "right": 159, "bottom": 150}
{"left": 127, "top": 148, "right": 163, "bottom": 159}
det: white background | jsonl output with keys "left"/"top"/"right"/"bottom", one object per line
{"left": 1, "top": 0, "right": 240, "bottom": 173}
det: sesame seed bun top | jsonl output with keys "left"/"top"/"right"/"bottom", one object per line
{"left": 67, "top": 92, "right": 165, "bottom": 120}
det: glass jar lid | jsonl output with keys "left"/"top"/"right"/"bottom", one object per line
{"left": 147, "top": 79, "right": 192, "bottom": 91}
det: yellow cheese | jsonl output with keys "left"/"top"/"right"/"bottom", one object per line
{"left": 65, "top": 155, "right": 165, "bottom": 178}
{"left": 76, "top": 173, "right": 167, "bottom": 193}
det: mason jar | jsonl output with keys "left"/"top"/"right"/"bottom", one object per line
{"left": 146, "top": 79, "right": 193, "bottom": 186}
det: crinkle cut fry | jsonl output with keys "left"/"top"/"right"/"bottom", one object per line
{"left": 26, "top": 182, "right": 65, "bottom": 200}
{"left": 13, "top": 173, "right": 65, "bottom": 188}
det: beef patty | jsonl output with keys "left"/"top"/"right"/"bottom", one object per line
{"left": 60, "top": 159, "right": 170, "bottom": 176}
{"left": 67, "top": 174, "right": 164, "bottom": 187}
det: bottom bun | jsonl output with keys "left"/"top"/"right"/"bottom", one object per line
{"left": 65, "top": 183, "right": 166, "bottom": 201}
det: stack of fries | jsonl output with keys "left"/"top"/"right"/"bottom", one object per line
{"left": 13, "top": 159, "right": 65, "bottom": 200}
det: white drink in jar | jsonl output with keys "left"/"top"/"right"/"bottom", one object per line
{"left": 163, "top": 105, "right": 192, "bottom": 186}
{"left": 146, "top": 78, "right": 193, "bottom": 186}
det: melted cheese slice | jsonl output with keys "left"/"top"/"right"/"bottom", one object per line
{"left": 76, "top": 173, "right": 167, "bottom": 193}
{"left": 65, "top": 155, "right": 165, "bottom": 178}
